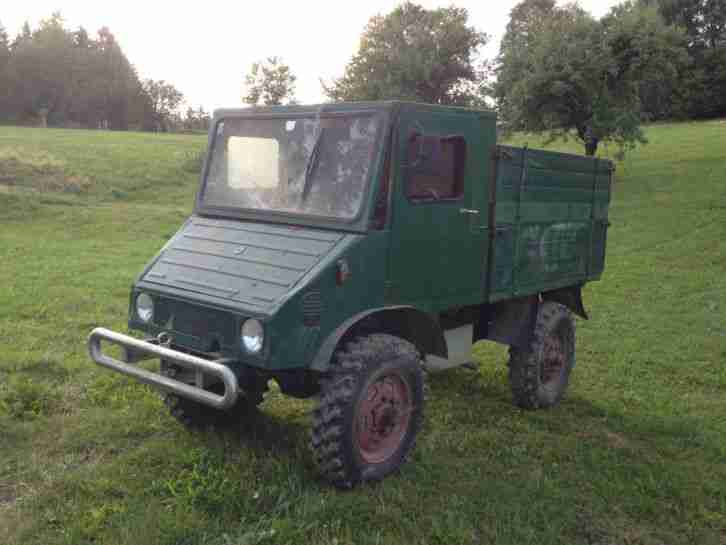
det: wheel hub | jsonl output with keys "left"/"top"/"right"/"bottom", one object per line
{"left": 541, "top": 334, "right": 566, "bottom": 384}
{"left": 356, "top": 374, "right": 412, "bottom": 464}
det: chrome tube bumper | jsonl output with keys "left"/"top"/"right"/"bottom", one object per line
{"left": 88, "top": 327, "right": 239, "bottom": 410}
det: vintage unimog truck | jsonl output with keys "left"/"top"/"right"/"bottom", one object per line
{"left": 89, "top": 101, "right": 612, "bottom": 488}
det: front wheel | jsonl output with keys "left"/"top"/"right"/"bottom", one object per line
{"left": 161, "top": 361, "right": 264, "bottom": 430}
{"left": 163, "top": 388, "right": 263, "bottom": 430}
{"left": 311, "top": 334, "right": 425, "bottom": 489}
{"left": 508, "top": 301, "right": 576, "bottom": 409}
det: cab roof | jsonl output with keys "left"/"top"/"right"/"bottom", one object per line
{"left": 213, "top": 100, "right": 496, "bottom": 120}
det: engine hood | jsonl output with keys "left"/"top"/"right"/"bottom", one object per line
{"left": 136, "top": 216, "right": 347, "bottom": 316}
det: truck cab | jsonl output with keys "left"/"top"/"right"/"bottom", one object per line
{"left": 90, "top": 101, "right": 612, "bottom": 488}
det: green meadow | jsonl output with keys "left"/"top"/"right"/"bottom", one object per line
{"left": 0, "top": 121, "right": 724, "bottom": 544}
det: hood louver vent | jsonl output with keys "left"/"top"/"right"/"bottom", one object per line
{"left": 301, "top": 290, "right": 322, "bottom": 327}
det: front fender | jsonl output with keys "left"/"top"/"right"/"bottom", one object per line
{"left": 310, "top": 305, "right": 447, "bottom": 372}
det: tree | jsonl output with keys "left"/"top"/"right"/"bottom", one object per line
{"left": 182, "top": 105, "right": 210, "bottom": 132}
{"left": 641, "top": 0, "right": 725, "bottom": 48}
{"left": 17, "top": 21, "right": 32, "bottom": 44}
{"left": 1, "top": 15, "right": 147, "bottom": 129}
{"left": 495, "top": 1, "right": 687, "bottom": 156}
{"left": 640, "top": 0, "right": 726, "bottom": 118}
{"left": 5, "top": 13, "right": 75, "bottom": 126}
{"left": 499, "top": 0, "right": 558, "bottom": 53}
{"left": 243, "top": 57, "right": 296, "bottom": 106}
{"left": 325, "top": 2, "right": 488, "bottom": 106}
{"left": 64, "top": 25, "right": 142, "bottom": 129}
{"left": 605, "top": 2, "right": 690, "bottom": 123}
{"left": 0, "top": 21, "right": 9, "bottom": 69}
{"left": 141, "top": 79, "right": 184, "bottom": 131}
{"left": 0, "top": 21, "right": 10, "bottom": 118}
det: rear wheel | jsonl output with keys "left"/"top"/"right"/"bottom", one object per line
{"left": 508, "top": 301, "right": 576, "bottom": 409}
{"left": 311, "top": 334, "right": 424, "bottom": 488}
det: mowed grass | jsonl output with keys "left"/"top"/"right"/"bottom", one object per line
{"left": 0, "top": 121, "right": 725, "bottom": 545}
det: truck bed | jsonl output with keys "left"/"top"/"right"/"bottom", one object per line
{"left": 487, "top": 145, "right": 612, "bottom": 302}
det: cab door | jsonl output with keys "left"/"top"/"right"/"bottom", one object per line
{"left": 386, "top": 105, "right": 489, "bottom": 311}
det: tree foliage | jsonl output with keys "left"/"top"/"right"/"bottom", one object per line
{"left": 0, "top": 14, "right": 147, "bottom": 129}
{"left": 325, "top": 2, "right": 489, "bottom": 106}
{"left": 499, "top": 0, "right": 558, "bottom": 54}
{"left": 141, "top": 79, "right": 184, "bottom": 131}
{"left": 640, "top": 0, "right": 726, "bottom": 118}
{"left": 0, "top": 21, "right": 10, "bottom": 113}
{"left": 642, "top": 0, "right": 726, "bottom": 48}
{"left": 243, "top": 57, "right": 296, "bottom": 106}
{"left": 0, "top": 22, "right": 9, "bottom": 67}
{"left": 495, "top": 1, "right": 687, "bottom": 156}
{"left": 182, "top": 106, "right": 211, "bottom": 132}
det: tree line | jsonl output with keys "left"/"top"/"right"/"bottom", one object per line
{"left": 245, "top": 0, "right": 725, "bottom": 157}
{"left": 0, "top": 13, "right": 209, "bottom": 132}
{"left": 2, "top": 2, "right": 724, "bottom": 156}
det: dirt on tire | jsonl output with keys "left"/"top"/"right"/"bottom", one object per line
{"left": 508, "top": 301, "right": 576, "bottom": 409}
{"left": 311, "top": 334, "right": 425, "bottom": 488}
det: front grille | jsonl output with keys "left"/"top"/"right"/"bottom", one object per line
{"left": 154, "top": 298, "right": 236, "bottom": 346}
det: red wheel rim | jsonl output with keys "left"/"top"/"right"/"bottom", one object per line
{"left": 541, "top": 333, "right": 566, "bottom": 384}
{"left": 355, "top": 373, "right": 412, "bottom": 464}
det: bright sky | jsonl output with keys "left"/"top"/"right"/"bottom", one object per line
{"left": 3, "top": 0, "right": 623, "bottom": 112}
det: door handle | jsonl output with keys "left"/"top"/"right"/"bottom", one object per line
{"left": 459, "top": 208, "right": 479, "bottom": 215}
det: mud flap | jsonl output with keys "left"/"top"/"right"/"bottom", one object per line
{"left": 542, "top": 286, "right": 589, "bottom": 320}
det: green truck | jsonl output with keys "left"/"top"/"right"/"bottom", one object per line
{"left": 89, "top": 101, "right": 612, "bottom": 488}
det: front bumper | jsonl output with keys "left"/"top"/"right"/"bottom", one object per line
{"left": 88, "top": 327, "right": 239, "bottom": 410}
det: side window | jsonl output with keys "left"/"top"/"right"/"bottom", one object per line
{"left": 405, "top": 133, "right": 467, "bottom": 201}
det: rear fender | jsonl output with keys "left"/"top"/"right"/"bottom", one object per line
{"left": 475, "top": 287, "right": 588, "bottom": 349}
{"left": 475, "top": 296, "right": 539, "bottom": 348}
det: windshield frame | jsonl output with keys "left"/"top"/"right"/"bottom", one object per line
{"left": 194, "top": 105, "right": 392, "bottom": 233}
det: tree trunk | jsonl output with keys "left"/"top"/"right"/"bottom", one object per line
{"left": 38, "top": 108, "right": 48, "bottom": 128}
{"left": 585, "top": 137, "right": 599, "bottom": 156}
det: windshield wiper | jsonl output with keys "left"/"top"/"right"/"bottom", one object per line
{"left": 301, "top": 129, "right": 324, "bottom": 202}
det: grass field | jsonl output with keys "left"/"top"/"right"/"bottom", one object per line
{"left": 0, "top": 122, "right": 725, "bottom": 545}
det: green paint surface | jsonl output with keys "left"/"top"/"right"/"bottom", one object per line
{"left": 120, "top": 102, "right": 612, "bottom": 370}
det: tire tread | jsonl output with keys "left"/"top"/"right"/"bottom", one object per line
{"left": 311, "top": 334, "right": 424, "bottom": 488}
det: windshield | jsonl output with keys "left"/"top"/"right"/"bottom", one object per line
{"left": 201, "top": 113, "right": 384, "bottom": 220}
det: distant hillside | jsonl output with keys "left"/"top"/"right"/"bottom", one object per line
{"left": 0, "top": 127, "right": 206, "bottom": 206}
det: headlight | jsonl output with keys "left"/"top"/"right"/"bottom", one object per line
{"left": 241, "top": 319, "right": 264, "bottom": 354}
{"left": 135, "top": 293, "right": 154, "bottom": 323}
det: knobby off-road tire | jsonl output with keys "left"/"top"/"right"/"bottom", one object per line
{"left": 311, "top": 334, "right": 425, "bottom": 489}
{"left": 508, "top": 301, "right": 576, "bottom": 409}
{"left": 163, "top": 389, "right": 264, "bottom": 430}
{"left": 161, "top": 363, "right": 264, "bottom": 430}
